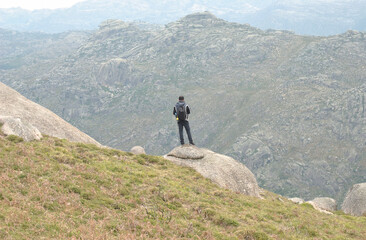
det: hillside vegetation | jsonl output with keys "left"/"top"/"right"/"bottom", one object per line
{"left": 0, "top": 132, "right": 365, "bottom": 239}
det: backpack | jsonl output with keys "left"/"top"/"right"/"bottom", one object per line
{"left": 176, "top": 102, "right": 187, "bottom": 121}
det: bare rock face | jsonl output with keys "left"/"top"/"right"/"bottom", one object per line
{"left": 308, "top": 197, "right": 337, "bottom": 212}
{"left": 167, "top": 145, "right": 205, "bottom": 159}
{"left": 341, "top": 183, "right": 366, "bottom": 216}
{"left": 0, "top": 82, "right": 100, "bottom": 145}
{"left": 289, "top": 197, "right": 304, "bottom": 204}
{"left": 0, "top": 116, "right": 42, "bottom": 141}
{"left": 164, "top": 145, "right": 260, "bottom": 197}
{"left": 130, "top": 146, "right": 146, "bottom": 155}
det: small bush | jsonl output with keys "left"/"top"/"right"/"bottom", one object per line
{"left": 6, "top": 135, "right": 24, "bottom": 143}
{"left": 215, "top": 216, "right": 239, "bottom": 227}
{"left": 300, "top": 203, "right": 314, "bottom": 209}
{"left": 70, "top": 186, "right": 81, "bottom": 194}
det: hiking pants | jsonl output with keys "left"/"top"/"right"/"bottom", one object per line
{"left": 178, "top": 120, "right": 193, "bottom": 145}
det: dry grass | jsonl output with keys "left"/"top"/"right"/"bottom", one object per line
{"left": 0, "top": 136, "right": 365, "bottom": 239}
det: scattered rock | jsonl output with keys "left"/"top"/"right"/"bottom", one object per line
{"left": 0, "top": 116, "right": 42, "bottom": 141}
{"left": 164, "top": 146, "right": 260, "bottom": 197}
{"left": 289, "top": 197, "right": 304, "bottom": 204}
{"left": 308, "top": 197, "right": 337, "bottom": 212}
{"left": 341, "top": 183, "right": 366, "bottom": 216}
{"left": 306, "top": 201, "right": 333, "bottom": 215}
{"left": 130, "top": 146, "right": 146, "bottom": 155}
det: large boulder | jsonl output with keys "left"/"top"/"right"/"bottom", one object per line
{"left": 341, "top": 183, "right": 366, "bottom": 216}
{"left": 308, "top": 197, "right": 337, "bottom": 212}
{"left": 0, "top": 116, "right": 42, "bottom": 141}
{"left": 164, "top": 145, "right": 260, "bottom": 197}
{"left": 0, "top": 82, "right": 100, "bottom": 145}
{"left": 130, "top": 146, "right": 146, "bottom": 155}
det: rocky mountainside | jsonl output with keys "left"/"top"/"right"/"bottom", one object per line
{"left": 0, "top": 82, "right": 99, "bottom": 145}
{"left": 1, "top": 12, "right": 366, "bottom": 204}
{"left": 0, "top": 0, "right": 365, "bottom": 35}
{"left": 0, "top": 28, "right": 90, "bottom": 70}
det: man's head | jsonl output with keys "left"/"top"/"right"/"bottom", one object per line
{"left": 178, "top": 96, "right": 184, "bottom": 101}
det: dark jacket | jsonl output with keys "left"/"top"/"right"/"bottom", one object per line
{"left": 173, "top": 101, "right": 190, "bottom": 121}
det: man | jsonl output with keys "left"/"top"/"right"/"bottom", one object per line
{"left": 173, "top": 96, "right": 194, "bottom": 145}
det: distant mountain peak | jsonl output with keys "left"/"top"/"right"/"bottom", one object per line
{"left": 178, "top": 11, "right": 224, "bottom": 25}
{"left": 99, "top": 19, "right": 130, "bottom": 30}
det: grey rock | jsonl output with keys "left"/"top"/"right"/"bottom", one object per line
{"left": 306, "top": 201, "right": 333, "bottom": 215}
{"left": 308, "top": 197, "right": 337, "bottom": 212}
{"left": 341, "top": 183, "right": 366, "bottom": 216}
{"left": 130, "top": 146, "right": 146, "bottom": 155}
{"left": 167, "top": 145, "right": 205, "bottom": 159}
{"left": 0, "top": 116, "right": 42, "bottom": 141}
{"left": 164, "top": 146, "right": 260, "bottom": 197}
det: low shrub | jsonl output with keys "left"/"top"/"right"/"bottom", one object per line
{"left": 6, "top": 135, "right": 24, "bottom": 143}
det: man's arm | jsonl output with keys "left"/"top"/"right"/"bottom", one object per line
{"left": 173, "top": 107, "right": 176, "bottom": 115}
{"left": 186, "top": 105, "right": 190, "bottom": 114}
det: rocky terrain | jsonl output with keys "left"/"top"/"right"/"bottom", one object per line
{"left": 0, "top": 28, "right": 90, "bottom": 70}
{"left": 1, "top": 12, "right": 366, "bottom": 204}
{"left": 165, "top": 145, "right": 260, "bottom": 197}
{"left": 0, "top": 82, "right": 99, "bottom": 145}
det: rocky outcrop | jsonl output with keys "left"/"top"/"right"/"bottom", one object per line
{"left": 341, "top": 183, "right": 366, "bottom": 216}
{"left": 0, "top": 82, "right": 100, "bottom": 145}
{"left": 130, "top": 146, "right": 146, "bottom": 155}
{"left": 164, "top": 145, "right": 260, "bottom": 197}
{"left": 306, "top": 201, "right": 333, "bottom": 215}
{"left": 308, "top": 197, "right": 337, "bottom": 212}
{"left": 0, "top": 116, "right": 42, "bottom": 141}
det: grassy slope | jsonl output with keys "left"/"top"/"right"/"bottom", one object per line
{"left": 0, "top": 134, "right": 365, "bottom": 239}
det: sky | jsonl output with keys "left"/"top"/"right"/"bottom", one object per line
{"left": 0, "top": 0, "right": 87, "bottom": 10}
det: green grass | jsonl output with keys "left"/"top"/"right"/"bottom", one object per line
{"left": 0, "top": 135, "right": 365, "bottom": 239}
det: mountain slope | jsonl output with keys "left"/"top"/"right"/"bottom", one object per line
{"left": 2, "top": 13, "right": 366, "bottom": 205}
{"left": 0, "top": 28, "right": 90, "bottom": 70}
{"left": 0, "top": 82, "right": 99, "bottom": 145}
{"left": 0, "top": 134, "right": 365, "bottom": 239}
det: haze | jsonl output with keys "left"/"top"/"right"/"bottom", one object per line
{"left": 0, "top": 0, "right": 86, "bottom": 10}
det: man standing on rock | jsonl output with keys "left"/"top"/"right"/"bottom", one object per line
{"left": 173, "top": 96, "right": 195, "bottom": 146}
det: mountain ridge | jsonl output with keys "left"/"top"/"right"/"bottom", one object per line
{"left": 0, "top": 0, "right": 365, "bottom": 35}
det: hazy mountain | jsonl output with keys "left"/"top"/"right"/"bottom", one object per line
{"left": 0, "top": 0, "right": 365, "bottom": 35}
{"left": 1, "top": 13, "right": 365, "bottom": 204}
{"left": 0, "top": 28, "right": 90, "bottom": 70}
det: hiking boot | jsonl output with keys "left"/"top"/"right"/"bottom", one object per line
{"left": 190, "top": 143, "right": 195, "bottom": 146}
